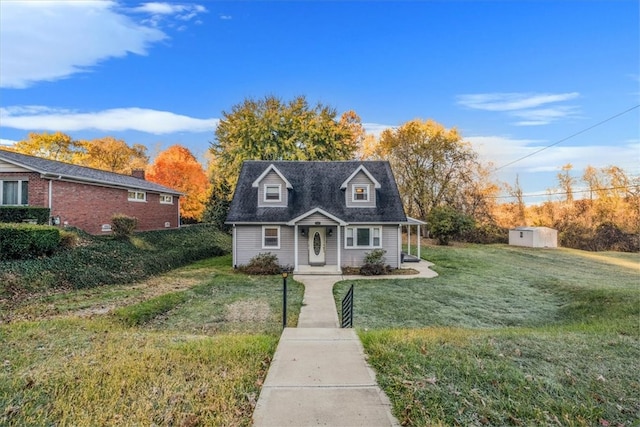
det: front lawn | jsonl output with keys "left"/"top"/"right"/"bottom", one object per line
{"left": 334, "top": 245, "right": 639, "bottom": 426}
{"left": 1, "top": 255, "right": 304, "bottom": 426}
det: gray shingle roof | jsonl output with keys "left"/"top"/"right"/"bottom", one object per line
{"left": 226, "top": 160, "right": 407, "bottom": 223}
{"left": 0, "top": 150, "right": 181, "bottom": 195}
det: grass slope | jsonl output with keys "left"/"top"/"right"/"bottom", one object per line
{"left": 334, "top": 244, "right": 639, "bottom": 426}
{"left": 1, "top": 255, "right": 304, "bottom": 426}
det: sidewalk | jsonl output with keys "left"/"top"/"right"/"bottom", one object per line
{"left": 252, "top": 262, "right": 437, "bottom": 426}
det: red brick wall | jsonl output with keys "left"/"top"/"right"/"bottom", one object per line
{"left": 1, "top": 172, "right": 180, "bottom": 234}
{"left": 51, "top": 180, "right": 179, "bottom": 234}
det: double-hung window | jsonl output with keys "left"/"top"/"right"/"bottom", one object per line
{"left": 160, "top": 194, "right": 173, "bottom": 204}
{"left": 352, "top": 184, "right": 369, "bottom": 202}
{"left": 264, "top": 184, "right": 281, "bottom": 202}
{"left": 345, "top": 226, "right": 381, "bottom": 248}
{"left": 262, "top": 226, "right": 280, "bottom": 249}
{"left": 0, "top": 180, "right": 28, "bottom": 206}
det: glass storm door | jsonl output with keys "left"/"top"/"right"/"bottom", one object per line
{"left": 308, "top": 227, "right": 326, "bottom": 265}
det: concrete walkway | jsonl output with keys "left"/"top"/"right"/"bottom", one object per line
{"left": 252, "top": 262, "right": 438, "bottom": 426}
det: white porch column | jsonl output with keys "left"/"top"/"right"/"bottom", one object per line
{"left": 294, "top": 224, "right": 299, "bottom": 272}
{"left": 336, "top": 225, "right": 341, "bottom": 270}
{"left": 407, "top": 224, "right": 411, "bottom": 255}
{"left": 417, "top": 224, "right": 421, "bottom": 259}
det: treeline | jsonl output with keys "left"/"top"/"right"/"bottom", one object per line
{"left": 493, "top": 164, "right": 639, "bottom": 252}
{"left": 5, "top": 96, "right": 637, "bottom": 252}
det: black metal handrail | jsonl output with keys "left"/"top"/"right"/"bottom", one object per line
{"left": 341, "top": 284, "right": 354, "bottom": 328}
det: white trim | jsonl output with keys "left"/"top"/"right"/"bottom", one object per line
{"left": 340, "top": 165, "right": 381, "bottom": 189}
{"left": 127, "top": 190, "right": 146, "bottom": 202}
{"left": 287, "top": 207, "right": 347, "bottom": 226}
{"left": 351, "top": 184, "right": 370, "bottom": 202}
{"left": 262, "top": 225, "right": 281, "bottom": 249}
{"left": 294, "top": 224, "right": 299, "bottom": 271}
{"left": 0, "top": 179, "right": 29, "bottom": 206}
{"left": 159, "top": 194, "right": 173, "bottom": 204}
{"left": 263, "top": 183, "right": 282, "bottom": 202}
{"left": 336, "top": 225, "right": 341, "bottom": 268}
{"left": 252, "top": 164, "right": 293, "bottom": 189}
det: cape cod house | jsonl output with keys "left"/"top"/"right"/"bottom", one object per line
{"left": 0, "top": 150, "right": 181, "bottom": 234}
{"left": 226, "top": 160, "right": 411, "bottom": 273}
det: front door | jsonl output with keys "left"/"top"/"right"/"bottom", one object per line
{"left": 308, "top": 227, "right": 326, "bottom": 266}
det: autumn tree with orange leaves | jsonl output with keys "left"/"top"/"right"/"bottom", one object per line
{"left": 146, "top": 145, "right": 210, "bottom": 222}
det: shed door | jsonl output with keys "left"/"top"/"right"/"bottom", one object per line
{"left": 308, "top": 227, "right": 326, "bottom": 266}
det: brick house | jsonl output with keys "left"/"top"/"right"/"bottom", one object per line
{"left": 0, "top": 150, "right": 181, "bottom": 234}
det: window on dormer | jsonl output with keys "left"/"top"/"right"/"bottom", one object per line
{"left": 264, "top": 184, "right": 281, "bottom": 201}
{"left": 352, "top": 185, "right": 369, "bottom": 202}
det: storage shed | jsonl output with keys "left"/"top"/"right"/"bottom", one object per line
{"left": 509, "top": 226, "right": 558, "bottom": 248}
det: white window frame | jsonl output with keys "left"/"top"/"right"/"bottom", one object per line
{"left": 352, "top": 184, "right": 369, "bottom": 202}
{"left": 160, "top": 194, "right": 173, "bottom": 204}
{"left": 128, "top": 190, "right": 146, "bottom": 202}
{"left": 344, "top": 226, "right": 382, "bottom": 248}
{"left": 262, "top": 225, "right": 280, "bottom": 249}
{"left": 264, "top": 184, "right": 282, "bottom": 202}
{"left": 0, "top": 179, "right": 28, "bottom": 206}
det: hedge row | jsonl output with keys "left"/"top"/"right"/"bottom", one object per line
{"left": 0, "top": 224, "right": 60, "bottom": 260}
{"left": 0, "top": 224, "right": 232, "bottom": 299}
{"left": 0, "top": 206, "right": 50, "bottom": 224}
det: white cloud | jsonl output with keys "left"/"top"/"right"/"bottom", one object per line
{"left": 467, "top": 135, "right": 640, "bottom": 176}
{"left": 0, "top": 106, "right": 219, "bottom": 135}
{"left": 0, "top": 1, "right": 205, "bottom": 89}
{"left": 457, "top": 92, "right": 580, "bottom": 112}
{"left": 363, "top": 122, "right": 394, "bottom": 137}
{"left": 456, "top": 92, "right": 581, "bottom": 126}
{"left": 0, "top": 139, "right": 17, "bottom": 146}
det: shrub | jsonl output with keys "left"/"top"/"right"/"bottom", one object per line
{"left": 239, "top": 252, "right": 282, "bottom": 275}
{"left": 0, "top": 223, "right": 60, "bottom": 260}
{"left": 0, "top": 206, "right": 50, "bottom": 224}
{"left": 111, "top": 214, "right": 138, "bottom": 238}
{"left": 427, "top": 206, "right": 475, "bottom": 245}
{"left": 360, "top": 249, "right": 391, "bottom": 276}
{"left": 0, "top": 224, "right": 231, "bottom": 298}
{"left": 58, "top": 230, "right": 79, "bottom": 249}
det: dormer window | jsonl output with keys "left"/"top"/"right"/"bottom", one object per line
{"left": 352, "top": 184, "right": 369, "bottom": 202}
{"left": 264, "top": 184, "right": 281, "bottom": 202}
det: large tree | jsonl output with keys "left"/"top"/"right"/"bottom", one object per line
{"left": 206, "top": 95, "right": 363, "bottom": 226}
{"left": 146, "top": 145, "right": 210, "bottom": 222}
{"left": 78, "top": 137, "right": 148, "bottom": 174}
{"left": 12, "top": 131, "right": 82, "bottom": 162}
{"left": 375, "top": 119, "right": 481, "bottom": 220}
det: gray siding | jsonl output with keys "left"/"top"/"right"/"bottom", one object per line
{"left": 345, "top": 171, "right": 376, "bottom": 208}
{"left": 298, "top": 213, "right": 338, "bottom": 226}
{"left": 257, "top": 171, "right": 288, "bottom": 207}
{"left": 234, "top": 225, "right": 294, "bottom": 267}
{"left": 339, "top": 225, "right": 400, "bottom": 268}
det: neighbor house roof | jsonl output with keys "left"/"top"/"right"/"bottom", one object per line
{"left": 0, "top": 149, "right": 181, "bottom": 195}
{"left": 226, "top": 160, "right": 407, "bottom": 224}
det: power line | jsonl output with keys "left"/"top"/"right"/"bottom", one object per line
{"left": 489, "top": 185, "right": 638, "bottom": 200}
{"left": 493, "top": 104, "right": 640, "bottom": 172}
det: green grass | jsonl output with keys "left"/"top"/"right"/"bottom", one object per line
{"left": 335, "top": 244, "right": 640, "bottom": 426}
{"left": 0, "top": 254, "right": 304, "bottom": 426}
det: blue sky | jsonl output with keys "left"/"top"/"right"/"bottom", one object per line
{"left": 1, "top": 0, "right": 638, "bottom": 203}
